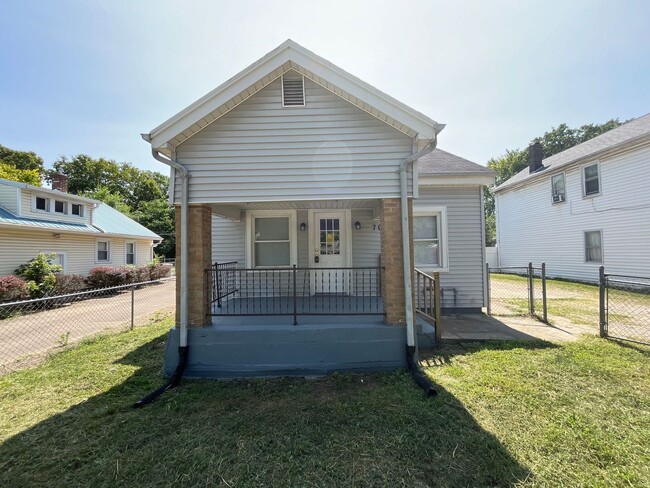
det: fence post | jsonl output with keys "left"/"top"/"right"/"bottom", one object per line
{"left": 486, "top": 263, "right": 491, "bottom": 316}
{"left": 599, "top": 265, "right": 607, "bottom": 338}
{"left": 541, "top": 262, "right": 548, "bottom": 323}
{"left": 434, "top": 272, "right": 442, "bottom": 343}
{"left": 292, "top": 264, "right": 298, "bottom": 326}
{"left": 130, "top": 285, "right": 135, "bottom": 330}
{"left": 528, "top": 262, "right": 534, "bottom": 316}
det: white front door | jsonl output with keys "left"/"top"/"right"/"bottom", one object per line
{"left": 310, "top": 211, "right": 350, "bottom": 294}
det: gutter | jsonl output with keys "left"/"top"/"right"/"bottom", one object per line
{"left": 134, "top": 135, "right": 190, "bottom": 407}
{"left": 398, "top": 135, "right": 440, "bottom": 396}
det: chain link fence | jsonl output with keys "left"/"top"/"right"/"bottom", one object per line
{"left": 600, "top": 268, "right": 650, "bottom": 345}
{"left": 0, "top": 277, "right": 175, "bottom": 374}
{"left": 487, "top": 263, "right": 547, "bottom": 322}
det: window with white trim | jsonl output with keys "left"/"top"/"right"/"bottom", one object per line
{"left": 125, "top": 241, "right": 136, "bottom": 265}
{"left": 582, "top": 162, "right": 600, "bottom": 197}
{"left": 35, "top": 196, "right": 49, "bottom": 212}
{"left": 551, "top": 173, "right": 566, "bottom": 203}
{"left": 54, "top": 200, "right": 67, "bottom": 214}
{"left": 584, "top": 230, "right": 603, "bottom": 263}
{"left": 413, "top": 208, "right": 448, "bottom": 270}
{"left": 247, "top": 211, "right": 297, "bottom": 268}
{"left": 96, "top": 240, "right": 111, "bottom": 262}
{"left": 71, "top": 203, "right": 84, "bottom": 217}
{"left": 43, "top": 251, "right": 67, "bottom": 273}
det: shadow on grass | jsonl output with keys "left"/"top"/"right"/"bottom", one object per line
{"left": 0, "top": 333, "right": 532, "bottom": 487}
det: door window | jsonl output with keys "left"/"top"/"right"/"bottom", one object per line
{"left": 319, "top": 218, "right": 340, "bottom": 255}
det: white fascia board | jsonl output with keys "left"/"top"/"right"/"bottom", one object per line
{"left": 419, "top": 175, "right": 496, "bottom": 187}
{"left": 148, "top": 40, "right": 441, "bottom": 149}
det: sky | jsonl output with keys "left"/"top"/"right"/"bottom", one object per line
{"left": 1, "top": 0, "right": 649, "bottom": 175}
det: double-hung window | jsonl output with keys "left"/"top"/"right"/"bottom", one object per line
{"left": 551, "top": 173, "right": 566, "bottom": 203}
{"left": 413, "top": 207, "right": 448, "bottom": 270}
{"left": 125, "top": 242, "right": 136, "bottom": 265}
{"left": 247, "top": 211, "right": 297, "bottom": 268}
{"left": 584, "top": 231, "right": 603, "bottom": 263}
{"left": 582, "top": 162, "right": 600, "bottom": 197}
{"left": 96, "top": 240, "right": 111, "bottom": 262}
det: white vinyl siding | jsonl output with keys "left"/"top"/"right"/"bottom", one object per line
{"left": 0, "top": 185, "right": 20, "bottom": 214}
{"left": 416, "top": 187, "right": 486, "bottom": 309}
{"left": 0, "top": 229, "right": 154, "bottom": 276}
{"left": 175, "top": 77, "right": 413, "bottom": 204}
{"left": 496, "top": 144, "right": 650, "bottom": 282}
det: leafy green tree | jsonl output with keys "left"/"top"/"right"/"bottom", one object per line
{"left": 132, "top": 199, "right": 176, "bottom": 257}
{"left": 0, "top": 161, "right": 41, "bottom": 185}
{"left": 82, "top": 186, "right": 133, "bottom": 216}
{"left": 484, "top": 119, "right": 623, "bottom": 245}
{"left": 14, "top": 253, "right": 62, "bottom": 298}
{"left": 0, "top": 144, "right": 45, "bottom": 175}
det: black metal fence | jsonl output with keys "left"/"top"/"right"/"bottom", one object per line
{"left": 207, "top": 262, "right": 384, "bottom": 325}
{"left": 486, "top": 263, "right": 548, "bottom": 322}
{"left": 599, "top": 267, "right": 650, "bottom": 345}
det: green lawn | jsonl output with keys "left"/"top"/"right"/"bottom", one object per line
{"left": 1, "top": 318, "right": 648, "bottom": 487}
{"left": 490, "top": 273, "right": 650, "bottom": 327}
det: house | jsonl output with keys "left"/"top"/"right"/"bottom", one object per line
{"left": 141, "top": 40, "right": 494, "bottom": 379}
{"left": 0, "top": 175, "right": 162, "bottom": 276}
{"left": 494, "top": 113, "right": 650, "bottom": 282}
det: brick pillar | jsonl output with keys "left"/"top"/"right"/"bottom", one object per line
{"left": 175, "top": 204, "right": 212, "bottom": 327}
{"left": 379, "top": 198, "right": 415, "bottom": 325}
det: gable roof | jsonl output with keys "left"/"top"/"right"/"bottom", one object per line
{"left": 417, "top": 148, "right": 496, "bottom": 176}
{"left": 144, "top": 40, "right": 444, "bottom": 152}
{"left": 495, "top": 113, "right": 650, "bottom": 193}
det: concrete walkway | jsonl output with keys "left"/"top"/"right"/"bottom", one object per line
{"left": 441, "top": 313, "right": 595, "bottom": 342}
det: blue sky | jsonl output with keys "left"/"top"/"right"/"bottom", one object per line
{"left": 1, "top": 0, "right": 649, "bottom": 175}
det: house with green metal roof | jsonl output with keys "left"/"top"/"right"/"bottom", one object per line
{"left": 0, "top": 175, "right": 162, "bottom": 276}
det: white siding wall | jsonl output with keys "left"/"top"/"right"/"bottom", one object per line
{"left": 496, "top": 144, "right": 650, "bottom": 282}
{"left": 176, "top": 77, "right": 413, "bottom": 204}
{"left": 20, "top": 189, "right": 93, "bottom": 225}
{"left": 0, "top": 185, "right": 19, "bottom": 214}
{"left": 0, "top": 228, "right": 152, "bottom": 276}
{"left": 416, "top": 187, "right": 486, "bottom": 310}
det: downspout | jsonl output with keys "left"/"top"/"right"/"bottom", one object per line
{"left": 134, "top": 140, "right": 189, "bottom": 408}
{"left": 399, "top": 136, "right": 438, "bottom": 397}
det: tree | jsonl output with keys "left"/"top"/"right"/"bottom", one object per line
{"left": 132, "top": 199, "right": 176, "bottom": 258}
{"left": 0, "top": 161, "right": 41, "bottom": 185}
{"left": 0, "top": 144, "right": 45, "bottom": 175}
{"left": 82, "top": 186, "right": 133, "bottom": 215}
{"left": 484, "top": 118, "right": 623, "bottom": 245}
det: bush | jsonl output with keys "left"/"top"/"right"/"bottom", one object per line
{"left": 14, "top": 253, "right": 62, "bottom": 298}
{"left": 86, "top": 266, "right": 135, "bottom": 289}
{"left": 52, "top": 273, "right": 87, "bottom": 295}
{"left": 148, "top": 264, "right": 171, "bottom": 280}
{"left": 0, "top": 275, "right": 29, "bottom": 302}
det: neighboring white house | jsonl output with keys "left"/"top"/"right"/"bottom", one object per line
{"left": 0, "top": 175, "right": 162, "bottom": 276}
{"left": 494, "top": 113, "right": 650, "bottom": 282}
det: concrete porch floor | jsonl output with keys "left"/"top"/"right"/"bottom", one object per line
{"left": 440, "top": 313, "right": 595, "bottom": 342}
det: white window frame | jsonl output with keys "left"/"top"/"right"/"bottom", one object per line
{"left": 54, "top": 199, "right": 68, "bottom": 215}
{"left": 413, "top": 205, "right": 449, "bottom": 272}
{"left": 32, "top": 194, "right": 51, "bottom": 213}
{"left": 550, "top": 173, "right": 567, "bottom": 204}
{"left": 584, "top": 230, "right": 603, "bottom": 264}
{"left": 245, "top": 210, "right": 298, "bottom": 268}
{"left": 125, "top": 241, "right": 137, "bottom": 266}
{"left": 71, "top": 203, "right": 84, "bottom": 217}
{"left": 281, "top": 74, "right": 306, "bottom": 108}
{"left": 42, "top": 250, "right": 68, "bottom": 273}
{"left": 581, "top": 161, "right": 601, "bottom": 198}
{"left": 95, "top": 239, "right": 112, "bottom": 263}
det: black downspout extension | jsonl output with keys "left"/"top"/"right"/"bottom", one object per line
{"left": 133, "top": 346, "right": 189, "bottom": 408}
{"left": 406, "top": 346, "right": 437, "bottom": 397}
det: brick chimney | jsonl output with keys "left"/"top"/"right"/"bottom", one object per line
{"left": 51, "top": 173, "right": 69, "bottom": 193}
{"left": 528, "top": 142, "right": 544, "bottom": 174}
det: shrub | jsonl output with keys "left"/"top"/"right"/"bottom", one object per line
{"left": 148, "top": 263, "right": 171, "bottom": 280}
{"left": 86, "top": 266, "right": 135, "bottom": 289}
{"left": 14, "top": 253, "right": 62, "bottom": 298}
{"left": 132, "top": 266, "right": 150, "bottom": 284}
{"left": 0, "top": 275, "right": 29, "bottom": 302}
{"left": 52, "top": 273, "right": 87, "bottom": 295}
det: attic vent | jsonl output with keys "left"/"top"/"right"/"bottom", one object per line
{"left": 282, "top": 74, "right": 305, "bottom": 107}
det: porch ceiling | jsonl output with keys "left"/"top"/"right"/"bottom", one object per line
{"left": 210, "top": 199, "right": 381, "bottom": 219}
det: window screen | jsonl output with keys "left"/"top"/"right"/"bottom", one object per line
{"left": 413, "top": 216, "right": 440, "bottom": 266}
{"left": 254, "top": 217, "right": 290, "bottom": 266}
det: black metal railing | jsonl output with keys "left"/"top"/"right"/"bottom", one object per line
{"left": 207, "top": 262, "right": 384, "bottom": 325}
